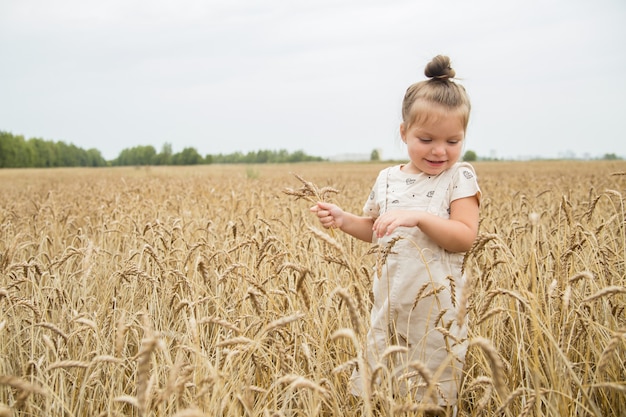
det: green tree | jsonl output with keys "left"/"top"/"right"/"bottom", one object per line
{"left": 1, "top": 131, "right": 106, "bottom": 167}
{"left": 288, "top": 150, "right": 306, "bottom": 162}
{"left": 463, "top": 150, "right": 477, "bottom": 162}
{"left": 0, "top": 132, "right": 33, "bottom": 167}
{"left": 256, "top": 150, "right": 271, "bottom": 163}
{"left": 86, "top": 148, "right": 107, "bottom": 166}
{"left": 155, "top": 142, "right": 173, "bottom": 165}
{"left": 30, "top": 138, "right": 56, "bottom": 167}
{"left": 204, "top": 149, "right": 324, "bottom": 164}
{"left": 114, "top": 145, "right": 156, "bottom": 166}
{"left": 370, "top": 149, "right": 380, "bottom": 161}
{"left": 56, "top": 141, "right": 80, "bottom": 166}
{"left": 0, "top": 131, "right": 24, "bottom": 167}
{"left": 172, "top": 147, "right": 202, "bottom": 165}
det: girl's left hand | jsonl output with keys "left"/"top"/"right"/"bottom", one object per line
{"left": 373, "top": 210, "right": 421, "bottom": 238}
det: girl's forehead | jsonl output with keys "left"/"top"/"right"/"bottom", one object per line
{"left": 412, "top": 100, "right": 464, "bottom": 116}
{"left": 409, "top": 105, "right": 466, "bottom": 127}
{"left": 403, "top": 100, "right": 469, "bottom": 130}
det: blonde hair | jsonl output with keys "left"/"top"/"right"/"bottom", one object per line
{"left": 402, "top": 55, "right": 471, "bottom": 130}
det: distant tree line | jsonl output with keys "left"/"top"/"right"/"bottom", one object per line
{"left": 0, "top": 131, "right": 326, "bottom": 168}
{"left": 209, "top": 149, "right": 325, "bottom": 164}
{"left": 0, "top": 131, "right": 107, "bottom": 168}
{"left": 3, "top": 131, "right": 620, "bottom": 168}
{"left": 111, "top": 144, "right": 325, "bottom": 166}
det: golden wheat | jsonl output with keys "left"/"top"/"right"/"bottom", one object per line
{"left": 0, "top": 161, "right": 624, "bottom": 416}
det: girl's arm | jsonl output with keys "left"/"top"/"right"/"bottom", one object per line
{"left": 372, "top": 195, "right": 480, "bottom": 252}
{"left": 311, "top": 201, "right": 375, "bottom": 243}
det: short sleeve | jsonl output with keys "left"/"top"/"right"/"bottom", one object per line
{"left": 362, "top": 168, "right": 389, "bottom": 219}
{"left": 450, "top": 162, "right": 481, "bottom": 204}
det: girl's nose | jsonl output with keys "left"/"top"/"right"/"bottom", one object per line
{"left": 432, "top": 144, "right": 445, "bottom": 155}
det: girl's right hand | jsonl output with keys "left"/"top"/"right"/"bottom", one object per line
{"left": 310, "top": 201, "right": 343, "bottom": 229}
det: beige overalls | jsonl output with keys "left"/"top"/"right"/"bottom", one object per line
{"left": 352, "top": 162, "right": 481, "bottom": 408}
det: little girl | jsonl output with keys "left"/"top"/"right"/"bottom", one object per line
{"left": 311, "top": 55, "right": 481, "bottom": 413}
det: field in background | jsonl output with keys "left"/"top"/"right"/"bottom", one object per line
{"left": 1, "top": 161, "right": 625, "bottom": 416}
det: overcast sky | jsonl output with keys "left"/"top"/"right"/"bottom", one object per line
{"left": 1, "top": 0, "right": 625, "bottom": 161}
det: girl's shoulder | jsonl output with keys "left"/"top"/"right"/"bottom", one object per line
{"left": 376, "top": 164, "right": 403, "bottom": 174}
{"left": 450, "top": 162, "right": 478, "bottom": 181}
{"left": 451, "top": 161, "right": 475, "bottom": 171}
{"left": 449, "top": 162, "right": 481, "bottom": 202}
{"left": 374, "top": 164, "right": 402, "bottom": 182}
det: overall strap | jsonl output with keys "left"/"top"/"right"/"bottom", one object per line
{"left": 426, "top": 163, "right": 462, "bottom": 214}
{"left": 379, "top": 166, "right": 392, "bottom": 215}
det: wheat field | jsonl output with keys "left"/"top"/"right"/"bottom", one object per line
{"left": 0, "top": 161, "right": 625, "bottom": 416}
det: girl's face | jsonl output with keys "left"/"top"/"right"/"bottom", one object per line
{"left": 400, "top": 107, "right": 465, "bottom": 176}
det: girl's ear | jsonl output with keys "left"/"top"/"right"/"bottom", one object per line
{"left": 400, "top": 123, "right": 407, "bottom": 143}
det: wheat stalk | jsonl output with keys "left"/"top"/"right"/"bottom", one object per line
{"left": 470, "top": 337, "right": 508, "bottom": 398}
{"left": 217, "top": 336, "right": 255, "bottom": 347}
{"left": 308, "top": 226, "right": 343, "bottom": 252}
{"left": 582, "top": 286, "right": 626, "bottom": 303}
{"left": 464, "top": 375, "right": 494, "bottom": 411}
{"left": 0, "top": 375, "right": 45, "bottom": 395}
{"left": 282, "top": 173, "right": 339, "bottom": 204}
{"left": 135, "top": 315, "right": 161, "bottom": 417}
{"left": 334, "top": 288, "right": 362, "bottom": 335}
{"left": 46, "top": 360, "right": 89, "bottom": 371}
{"left": 263, "top": 312, "right": 305, "bottom": 334}
{"left": 456, "top": 269, "right": 474, "bottom": 326}
{"left": 171, "top": 409, "right": 208, "bottom": 417}
{"left": 597, "top": 330, "right": 626, "bottom": 373}
{"left": 36, "top": 322, "right": 68, "bottom": 342}
{"left": 197, "top": 316, "right": 241, "bottom": 334}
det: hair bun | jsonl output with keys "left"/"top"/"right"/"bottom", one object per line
{"left": 424, "top": 55, "right": 455, "bottom": 80}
